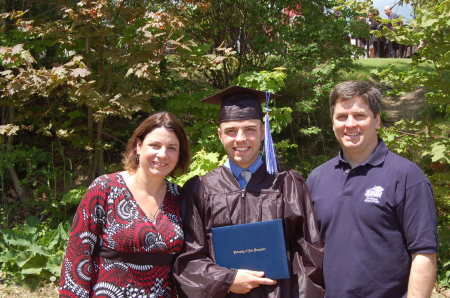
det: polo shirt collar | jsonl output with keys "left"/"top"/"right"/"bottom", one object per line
{"left": 335, "top": 137, "right": 388, "bottom": 168}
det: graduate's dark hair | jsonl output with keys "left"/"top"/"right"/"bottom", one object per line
{"left": 329, "top": 80, "right": 381, "bottom": 117}
{"left": 122, "top": 111, "right": 190, "bottom": 176}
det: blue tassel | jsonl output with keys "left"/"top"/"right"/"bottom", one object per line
{"left": 264, "top": 92, "right": 278, "bottom": 174}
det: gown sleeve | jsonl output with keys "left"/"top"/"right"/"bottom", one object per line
{"left": 59, "top": 176, "right": 108, "bottom": 297}
{"left": 283, "top": 170, "right": 325, "bottom": 297}
{"left": 173, "top": 176, "right": 237, "bottom": 298}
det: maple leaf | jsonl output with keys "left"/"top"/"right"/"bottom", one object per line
{"left": 0, "top": 124, "right": 20, "bottom": 136}
{"left": 52, "top": 66, "right": 67, "bottom": 76}
{"left": 70, "top": 68, "right": 90, "bottom": 78}
{"left": 125, "top": 67, "right": 134, "bottom": 77}
{"left": 0, "top": 70, "right": 13, "bottom": 79}
{"left": 11, "top": 44, "right": 24, "bottom": 55}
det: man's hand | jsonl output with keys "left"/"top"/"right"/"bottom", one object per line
{"left": 229, "top": 269, "right": 277, "bottom": 294}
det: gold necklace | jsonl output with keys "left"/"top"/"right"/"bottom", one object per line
{"left": 150, "top": 182, "right": 166, "bottom": 221}
{"left": 150, "top": 205, "right": 160, "bottom": 219}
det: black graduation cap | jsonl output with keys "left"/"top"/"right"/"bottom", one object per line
{"left": 201, "top": 86, "right": 279, "bottom": 122}
{"left": 202, "top": 85, "right": 280, "bottom": 174}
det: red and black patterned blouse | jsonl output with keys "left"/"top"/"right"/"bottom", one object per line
{"left": 59, "top": 172, "right": 184, "bottom": 297}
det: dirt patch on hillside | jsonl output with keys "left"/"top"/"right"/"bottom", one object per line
{"left": 380, "top": 88, "right": 426, "bottom": 126}
{"left": 0, "top": 282, "right": 58, "bottom": 298}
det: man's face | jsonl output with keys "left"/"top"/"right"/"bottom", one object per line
{"left": 384, "top": 8, "right": 391, "bottom": 16}
{"left": 332, "top": 97, "right": 380, "bottom": 158}
{"left": 218, "top": 119, "right": 264, "bottom": 169}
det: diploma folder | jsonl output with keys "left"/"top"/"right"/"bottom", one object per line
{"left": 211, "top": 219, "right": 289, "bottom": 279}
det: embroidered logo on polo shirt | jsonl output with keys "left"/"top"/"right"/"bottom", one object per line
{"left": 364, "top": 186, "right": 384, "bottom": 204}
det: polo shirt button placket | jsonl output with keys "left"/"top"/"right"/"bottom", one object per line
{"left": 343, "top": 168, "right": 353, "bottom": 191}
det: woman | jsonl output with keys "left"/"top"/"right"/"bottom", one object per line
{"left": 59, "top": 111, "right": 190, "bottom": 297}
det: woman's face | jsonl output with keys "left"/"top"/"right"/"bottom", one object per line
{"left": 136, "top": 127, "right": 180, "bottom": 178}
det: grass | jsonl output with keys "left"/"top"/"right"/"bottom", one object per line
{"left": 340, "top": 58, "right": 412, "bottom": 81}
{"left": 0, "top": 282, "right": 448, "bottom": 297}
{"left": 340, "top": 58, "right": 436, "bottom": 82}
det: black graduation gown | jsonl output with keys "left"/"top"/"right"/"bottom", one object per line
{"left": 174, "top": 164, "right": 324, "bottom": 298}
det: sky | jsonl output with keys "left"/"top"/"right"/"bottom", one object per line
{"left": 372, "top": 0, "right": 415, "bottom": 23}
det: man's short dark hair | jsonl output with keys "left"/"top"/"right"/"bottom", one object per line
{"left": 329, "top": 81, "right": 381, "bottom": 116}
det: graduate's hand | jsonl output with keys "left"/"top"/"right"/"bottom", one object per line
{"left": 229, "top": 269, "right": 277, "bottom": 294}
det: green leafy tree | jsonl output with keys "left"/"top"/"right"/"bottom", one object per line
{"left": 168, "top": 0, "right": 364, "bottom": 175}
{"left": 373, "top": 0, "right": 450, "bottom": 288}
{"left": 0, "top": 0, "right": 195, "bottom": 199}
{"left": 0, "top": 0, "right": 381, "bottom": 287}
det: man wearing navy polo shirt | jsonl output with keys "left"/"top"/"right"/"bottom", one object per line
{"left": 306, "top": 81, "right": 438, "bottom": 298}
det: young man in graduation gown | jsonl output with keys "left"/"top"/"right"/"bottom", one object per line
{"left": 173, "top": 86, "right": 324, "bottom": 298}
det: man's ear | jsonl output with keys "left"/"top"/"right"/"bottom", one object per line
{"left": 260, "top": 122, "right": 265, "bottom": 142}
{"left": 217, "top": 127, "right": 223, "bottom": 143}
{"left": 375, "top": 113, "right": 381, "bottom": 129}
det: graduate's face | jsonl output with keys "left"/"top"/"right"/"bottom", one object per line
{"left": 136, "top": 127, "right": 180, "bottom": 178}
{"left": 332, "top": 96, "right": 380, "bottom": 158}
{"left": 218, "top": 119, "right": 264, "bottom": 169}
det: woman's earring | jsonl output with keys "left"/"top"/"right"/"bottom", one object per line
{"left": 136, "top": 154, "right": 140, "bottom": 164}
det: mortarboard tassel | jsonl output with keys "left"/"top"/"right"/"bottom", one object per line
{"left": 264, "top": 91, "right": 278, "bottom": 174}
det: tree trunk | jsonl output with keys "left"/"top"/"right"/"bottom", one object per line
{"left": 87, "top": 107, "right": 94, "bottom": 180}
{"left": 85, "top": 35, "right": 95, "bottom": 180}
{"left": 96, "top": 117, "right": 105, "bottom": 176}
{"left": 6, "top": 166, "right": 26, "bottom": 199}
{"left": 90, "top": 121, "right": 98, "bottom": 181}
{"left": 5, "top": 106, "right": 27, "bottom": 200}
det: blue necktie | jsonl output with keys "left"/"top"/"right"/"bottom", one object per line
{"left": 240, "top": 170, "right": 252, "bottom": 186}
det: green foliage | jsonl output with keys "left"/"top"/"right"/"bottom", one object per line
{"left": 167, "top": 69, "right": 294, "bottom": 163}
{"left": 380, "top": 119, "right": 450, "bottom": 288}
{"left": 165, "top": 88, "right": 224, "bottom": 154}
{"left": 375, "top": 0, "right": 450, "bottom": 107}
{"left": 373, "top": 0, "right": 450, "bottom": 287}
{"left": 431, "top": 172, "right": 450, "bottom": 288}
{"left": 340, "top": 58, "right": 432, "bottom": 82}
{"left": 299, "top": 126, "right": 322, "bottom": 136}
{"left": 0, "top": 216, "right": 70, "bottom": 286}
{"left": 273, "top": 4, "right": 360, "bottom": 161}
{"left": 61, "top": 187, "right": 87, "bottom": 206}
{"left": 173, "top": 150, "right": 226, "bottom": 186}
{"left": 0, "top": 0, "right": 200, "bottom": 182}
{"left": 236, "top": 69, "right": 293, "bottom": 135}
{"left": 379, "top": 119, "right": 450, "bottom": 163}
{"left": 171, "top": 69, "right": 292, "bottom": 186}
{"left": 0, "top": 143, "right": 75, "bottom": 216}
{"left": 236, "top": 70, "right": 287, "bottom": 94}
{"left": 3, "top": 0, "right": 448, "bottom": 291}
{"left": 269, "top": 106, "right": 293, "bottom": 134}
